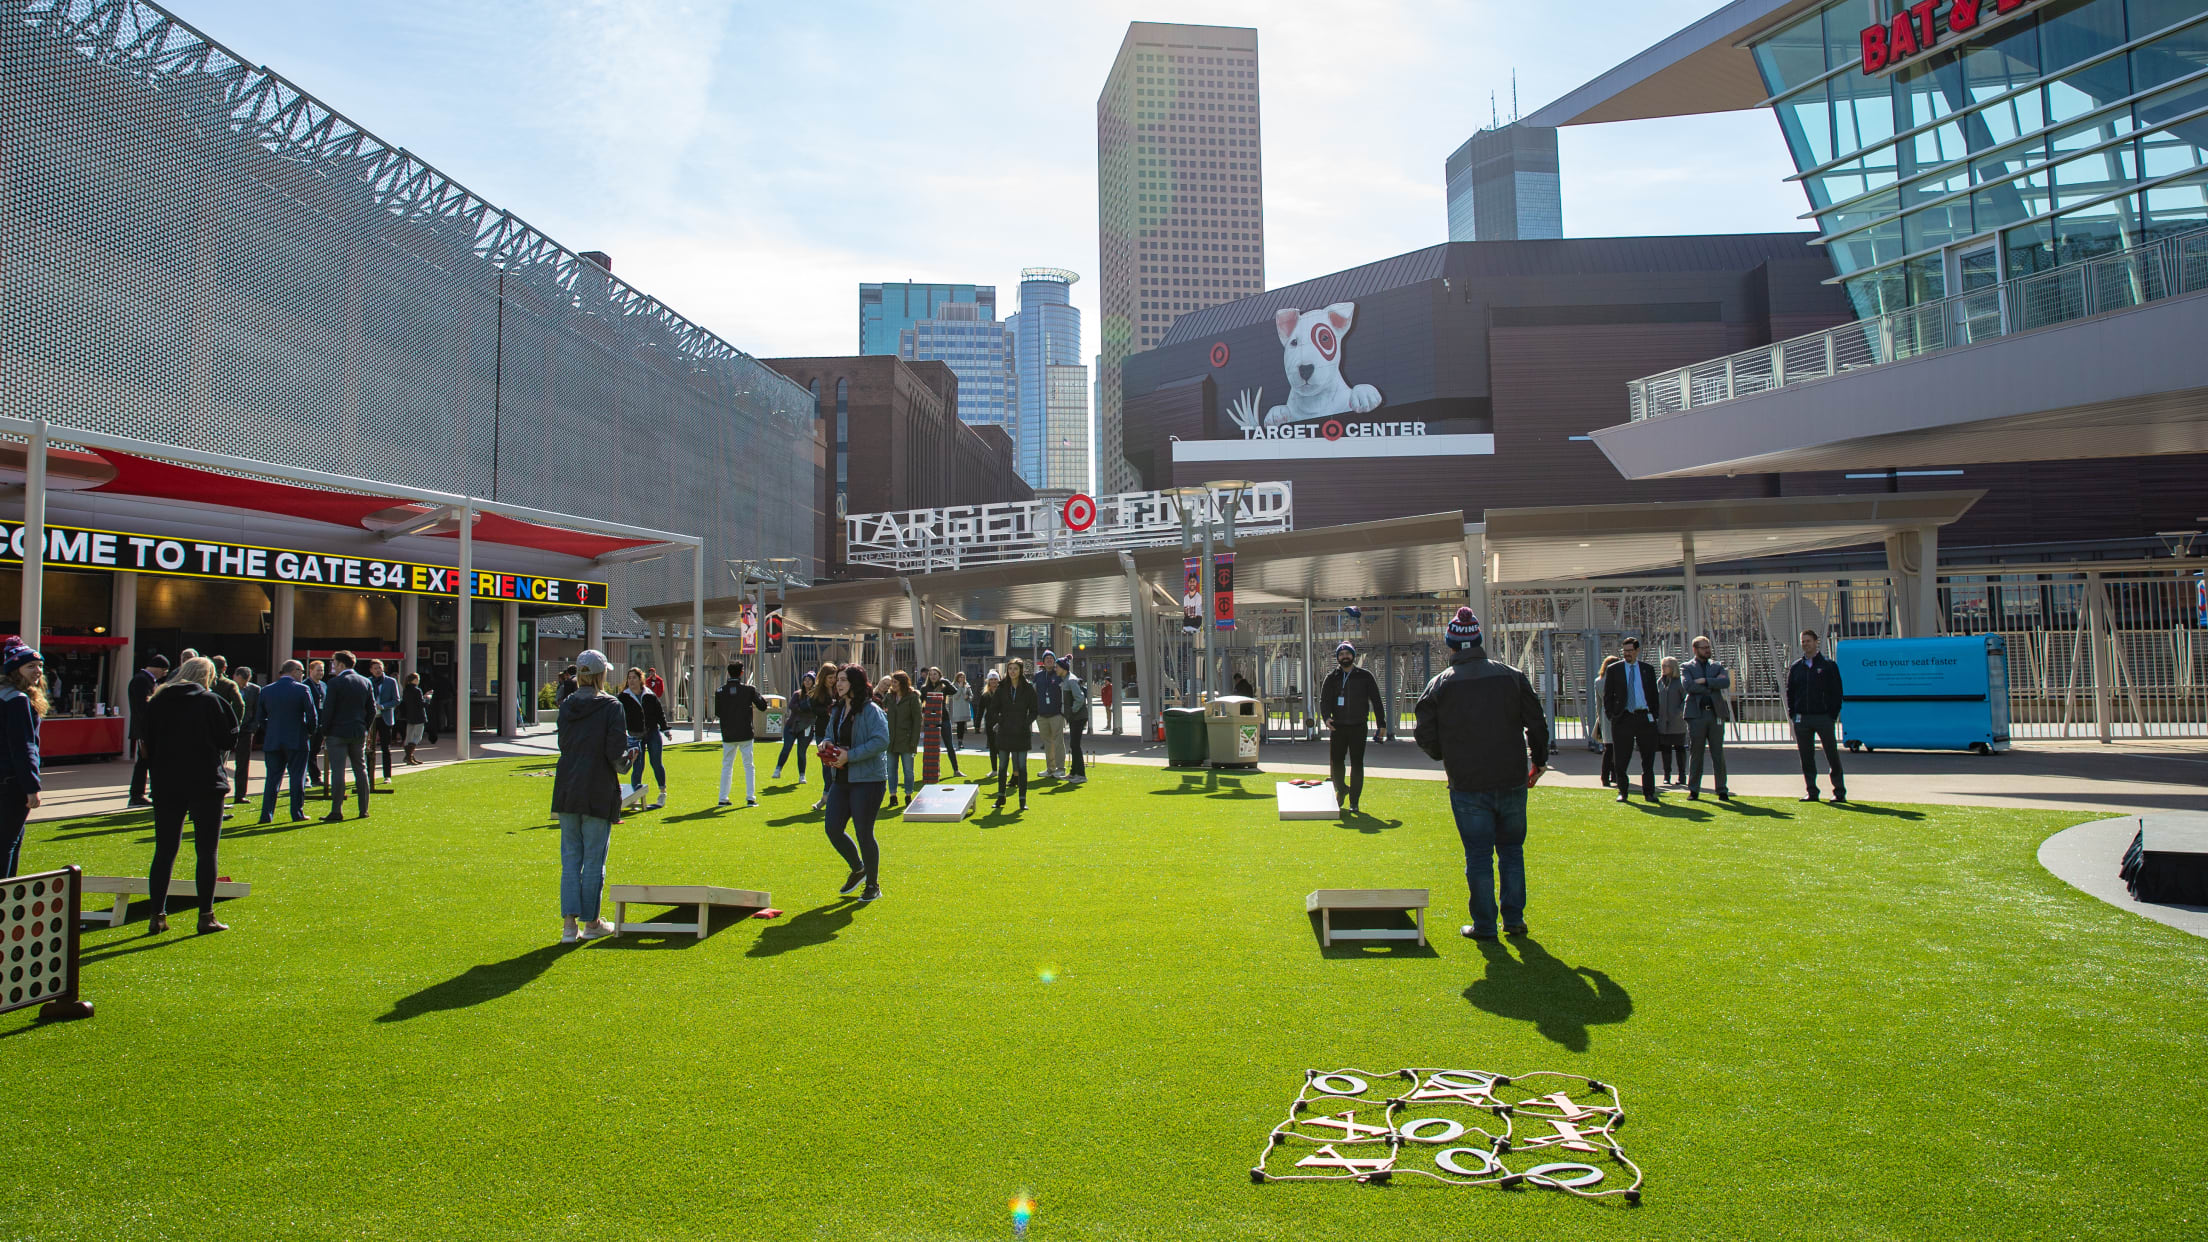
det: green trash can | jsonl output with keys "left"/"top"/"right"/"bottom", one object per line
{"left": 1162, "top": 706, "right": 1208, "bottom": 767}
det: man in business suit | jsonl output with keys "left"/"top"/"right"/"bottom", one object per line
{"left": 125, "top": 652, "right": 168, "bottom": 806}
{"left": 256, "top": 660, "right": 319, "bottom": 825}
{"left": 1601, "top": 636, "right": 1661, "bottom": 803}
{"left": 1680, "top": 635, "right": 1732, "bottom": 801}
{"left": 320, "top": 651, "right": 378, "bottom": 822}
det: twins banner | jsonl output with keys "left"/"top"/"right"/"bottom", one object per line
{"left": 1182, "top": 555, "right": 1237, "bottom": 631}
{"left": 739, "top": 602, "right": 758, "bottom": 655}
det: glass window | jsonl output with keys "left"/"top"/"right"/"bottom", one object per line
{"left": 1961, "top": 19, "right": 2046, "bottom": 149}
{"left": 2130, "top": 1, "right": 2208, "bottom": 93}
{"left": 1844, "top": 267, "right": 1909, "bottom": 318}
{"left": 1904, "top": 253, "right": 1947, "bottom": 303}
{"left": 1825, "top": 0, "right": 1879, "bottom": 71}
{"left": 1909, "top": 119, "right": 1971, "bottom": 168}
{"left": 1828, "top": 210, "right": 1906, "bottom": 274}
{"left": 1755, "top": 12, "right": 1829, "bottom": 97}
{"left": 1894, "top": 58, "right": 1969, "bottom": 133}
{"left": 1834, "top": 70, "right": 1899, "bottom": 160}
{"left": 2040, "top": 0, "right": 2133, "bottom": 122}
{"left": 1904, "top": 199, "right": 1974, "bottom": 253}
{"left": 1778, "top": 82, "right": 1837, "bottom": 167}
{"left": 2052, "top": 194, "right": 2142, "bottom": 261}
{"left": 1975, "top": 164, "right": 2054, "bottom": 230}
{"left": 2050, "top": 107, "right": 2138, "bottom": 155}
{"left": 2052, "top": 143, "right": 2140, "bottom": 206}
{"left": 2140, "top": 167, "right": 2208, "bottom": 237}
{"left": 2136, "top": 75, "right": 2208, "bottom": 172}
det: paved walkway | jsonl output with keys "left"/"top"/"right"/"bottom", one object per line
{"left": 2037, "top": 815, "right": 2208, "bottom": 940}
{"left": 36, "top": 720, "right": 2208, "bottom": 821}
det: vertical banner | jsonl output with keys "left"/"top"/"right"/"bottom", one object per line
{"left": 1183, "top": 558, "right": 1203, "bottom": 633}
{"left": 764, "top": 608, "right": 785, "bottom": 653}
{"left": 739, "top": 601, "right": 758, "bottom": 655}
{"left": 1214, "top": 552, "right": 1236, "bottom": 630}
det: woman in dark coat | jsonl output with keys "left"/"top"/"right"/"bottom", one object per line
{"left": 553, "top": 651, "right": 634, "bottom": 943}
{"left": 993, "top": 658, "right": 1039, "bottom": 813}
{"left": 978, "top": 670, "right": 1003, "bottom": 786}
{"left": 399, "top": 672, "right": 428, "bottom": 764}
{"left": 139, "top": 656, "right": 239, "bottom": 934}
{"left": 619, "top": 667, "right": 671, "bottom": 810}
{"left": 772, "top": 669, "right": 819, "bottom": 784}
{"left": 808, "top": 661, "right": 839, "bottom": 812}
{"left": 0, "top": 638, "right": 45, "bottom": 878}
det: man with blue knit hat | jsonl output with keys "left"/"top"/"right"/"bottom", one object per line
{"left": 1320, "top": 640, "right": 1389, "bottom": 813}
{"left": 1415, "top": 607, "right": 1549, "bottom": 941}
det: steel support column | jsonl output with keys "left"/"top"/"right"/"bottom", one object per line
{"left": 2088, "top": 572, "right": 2114, "bottom": 743}
{"left": 1121, "top": 551, "right": 1159, "bottom": 739}
{"left": 457, "top": 502, "right": 472, "bottom": 761}
{"left": 1681, "top": 531, "right": 1700, "bottom": 640}
{"left": 693, "top": 546, "right": 707, "bottom": 742}
{"left": 499, "top": 600, "right": 520, "bottom": 739}
{"left": 18, "top": 418, "right": 45, "bottom": 648}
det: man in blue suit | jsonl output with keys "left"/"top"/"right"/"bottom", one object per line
{"left": 254, "top": 660, "right": 319, "bottom": 824}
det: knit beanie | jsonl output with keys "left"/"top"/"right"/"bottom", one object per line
{"left": 1, "top": 637, "right": 42, "bottom": 675}
{"left": 1445, "top": 607, "right": 1483, "bottom": 650}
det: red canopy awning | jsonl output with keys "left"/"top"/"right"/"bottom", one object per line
{"left": 72, "top": 450, "right": 664, "bottom": 560}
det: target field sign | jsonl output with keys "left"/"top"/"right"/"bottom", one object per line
{"left": 1063, "top": 493, "right": 1097, "bottom": 532}
{"left": 2, "top": 866, "right": 89, "bottom": 1020}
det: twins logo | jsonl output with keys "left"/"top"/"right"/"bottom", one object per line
{"left": 1266, "top": 302, "right": 1383, "bottom": 426}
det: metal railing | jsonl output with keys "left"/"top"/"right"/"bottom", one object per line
{"left": 1626, "top": 226, "right": 2208, "bottom": 420}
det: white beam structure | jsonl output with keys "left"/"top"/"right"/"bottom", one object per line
{"left": 846, "top": 483, "right": 1293, "bottom": 573}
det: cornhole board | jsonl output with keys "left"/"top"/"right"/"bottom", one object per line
{"left": 1306, "top": 888, "right": 1428, "bottom": 947}
{"left": 1277, "top": 780, "right": 1339, "bottom": 820}
{"left": 619, "top": 783, "right": 649, "bottom": 811}
{"left": 901, "top": 783, "right": 980, "bottom": 822}
{"left": 80, "top": 875, "right": 252, "bottom": 927}
{"left": 608, "top": 884, "right": 770, "bottom": 939}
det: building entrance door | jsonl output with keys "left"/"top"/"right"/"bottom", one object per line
{"left": 1948, "top": 240, "right": 2004, "bottom": 342}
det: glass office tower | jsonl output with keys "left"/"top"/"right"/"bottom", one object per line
{"left": 1444, "top": 122, "right": 1564, "bottom": 241}
{"left": 898, "top": 302, "right": 1017, "bottom": 437}
{"left": 1043, "top": 362, "right": 1092, "bottom": 491}
{"left": 860, "top": 282, "right": 995, "bottom": 355}
{"left": 1751, "top": 0, "right": 2208, "bottom": 317}
{"left": 1013, "top": 267, "right": 1082, "bottom": 487}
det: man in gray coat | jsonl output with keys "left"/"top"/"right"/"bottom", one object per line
{"left": 1681, "top": 635, "right": 1732, "bottom": 801}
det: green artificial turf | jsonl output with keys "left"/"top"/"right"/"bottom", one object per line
{"left": 1, "top": 748, "right": 2200, "bottom": 1241}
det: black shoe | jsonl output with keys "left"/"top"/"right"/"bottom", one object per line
{"left": 256, "top": 815, "right": 275, "bottom": 825}
{"left": 1716, "top": 790, "right": 1731, "bottom": 800}
{"left": 1614, "top": 794, "right": 1629, "bottom": 803}
{"left": 1644, "top": 795, "right": 1660, "bottom": 804}
{"left": 1687, "top": 791, "right": 1700, "bottom": 801}
{"left": 838, "top": 869, "right": 865, "bottom": 896}
{"left": 1800, "top": 792, "right": 1820, "bottom": 802}
{"left": 1504, "top": 923, "right": 1529, "bottom": 936}
{"left": 322, "top": 811, "right": 345, "bottom": 822}
{"left": 1018, "top": 798, "right": 1028, "bottom": 811}
{"left": 1832, "top": 792, "right": 1848, "bottom": 804}
{"left": 1460, "top": 925, "right": 1498, "bottom": 941}
{"left": 127, "top": 797, "right": 152, "bottom": 808}
{"left": 859, "top": 883, "right": 882, "bottom": 902}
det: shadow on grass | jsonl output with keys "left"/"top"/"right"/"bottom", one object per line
{"left": 768, "top": 811, "right": 821, "bottom": 827}
{"left": 1827, "top": 801, "right": 1927, "bottom": 820}
{"left": 1307, "top": 911, "right": 1437, "bottom": 958}
{"left": 1463, "top": 937, "right": 1631, "bottom": 1053}
{"left": 747, "top": 899, "right": 863, "bottom": 956}
{"left": 376, "top": 943, "right": 581, "bottom": 1022}
{"left": 1626, "top": 800, "right": 1713, "bottom": 821}
{"left": 1337, "top": 810, "right": 1406, "bottom": 834}
{"left": 1149, "top": 772, "right": 1265, "bottom": 800}
{"left": 589, "top": 904, "right": 747, "bottom": 948}
{"left": 45, "top": 811, "right": 157, "bottom": 841}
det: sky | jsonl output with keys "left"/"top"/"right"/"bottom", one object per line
{"left": 174, "top": 0, "right": 1809, "bottom": 363}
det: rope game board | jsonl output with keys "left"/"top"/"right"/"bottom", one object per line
{"left": 1252, "top": 1067, "right": 1642, "bottom": 1202}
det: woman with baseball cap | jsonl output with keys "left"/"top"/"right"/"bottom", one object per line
{"left": 553, "top": 650, "right": 636, "bottom": 942}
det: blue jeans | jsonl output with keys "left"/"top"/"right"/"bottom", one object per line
{"left": 893, "top": 750, "right": 916, "bottom": 796}
{"left": 823, "top": 779, "right": 886, "bottom": 885}
{"left": 628, "top": 731, "right": 665, "bottom": 792}
{"left": 557, "top": 812, "right": 613, "bottom": 920}
{"left": 1449, "top": 787, "right": 1528, "bottom": 934}
{"left": 260, "top": 747, "right": 311, "bottom": 820}
{"left": 775, "top": 727, "right": 810, "bottom": 777}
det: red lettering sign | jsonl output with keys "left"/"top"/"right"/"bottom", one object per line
{"left": 1861, "top": 0, "right": 2039, "bottom": 74}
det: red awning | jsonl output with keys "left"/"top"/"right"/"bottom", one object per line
{"left": 39, "top": 635, "right": 128, "bottom": 651}
{"left": 69, "top": 449, "right": 664, "bottom": 560}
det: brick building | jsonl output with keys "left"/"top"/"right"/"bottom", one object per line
{"left": 763, "top": 355, "right": 1032, "bottom": 579}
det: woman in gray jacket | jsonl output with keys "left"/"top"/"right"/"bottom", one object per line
{"left": 553, "top": 650, "right": 637, "bottom": 943}
{"left": 1656, "top": 655, "right": 1688, "bottom": 787}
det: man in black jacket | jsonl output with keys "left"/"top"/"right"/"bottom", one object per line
{"left": 1601, "top": 637, "right": 1661, "bottom": 804}
{"left": 1786, "top": 629, "right": 1847, "bottom": 802}
{"left": 1415, "top": 608, "right": 1549, "bottom": 941}
{"left": 126, "top": 652, "right": 169, "bottom": 806}
{"left": 1320, "top": 641, "right": 1390, "bottom": 813}
{"left": 715, "top": 662, "right": 767, "bottom": 807}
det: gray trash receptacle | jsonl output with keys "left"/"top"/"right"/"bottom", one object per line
{"left": 1205, "top": 695, "right": 1262, "bottom": 768}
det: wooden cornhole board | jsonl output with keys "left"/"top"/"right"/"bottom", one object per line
{"left": 619, "top": 783, "right": 649, "bottom": 811}
{"left": 608, "top": 884, "right": 770, "bottom": 939}
{"left": 901, "top": 783, "right": 980, "bottom": 822}
{"left": 1277, "top": 780, "right": 1339, "bottom": 820}
{"left": 1306, "top": 888, "right": 1428, "bottom": 947}
{"left": 80, "top": 876, "right": 252, "bottom": 927}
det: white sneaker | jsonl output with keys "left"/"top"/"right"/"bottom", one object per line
{"left": 580, "top": 918, "right": 617, "bottom": 940}
{"left": 560, "top": 925, "right": 580, "bottom": 944}
{"left": 747, "top": 798, "right": 758, "bottom": 807}
{"left": 771, "top": 768, "right": 784, "bottom": 780}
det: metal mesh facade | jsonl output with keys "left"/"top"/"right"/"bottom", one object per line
{"left": 0, "top": 0, "right": 822, "bottom": 627}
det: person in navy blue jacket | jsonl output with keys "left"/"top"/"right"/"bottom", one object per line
{"left": 253, "top": 660, "right": 320, "bottom": 824}
{"left": 0, "top": 638, "right": 46, "bottom": 878}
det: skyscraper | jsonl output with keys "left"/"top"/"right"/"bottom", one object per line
{"left": 1097, "top": 21, "right": 1263, "bottom": 495}
{"left": 1445, "top": 123, "right": 1562, "bottom": 242}
{"left": 1011, "top": 267, "right": 1082, "bottom": 487}
{"left": 1043, "top": 362, "right": 1091, "bottom": 491}
{"left": 898, "top": 301, "right": 1017, "bottom": 437}
{"left": 859, "top": 282, "right": 995, "bottom": 355}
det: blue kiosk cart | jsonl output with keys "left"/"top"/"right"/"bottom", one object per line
{"left": 1835, "top": 635, "right": 2011, "bottom": 754}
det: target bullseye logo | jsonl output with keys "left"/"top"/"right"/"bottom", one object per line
{"left": 1063, "top": 493, "right": 1097, "bottom": 531}
{"left": 1312, "top": 323, "right": 1338, "bottom": 361}
{"left": 1322, "top": 419, "right": 1345, "bottom": 441}
{"left": 1209, "top": 342, "right": 1230, "bottom": 368}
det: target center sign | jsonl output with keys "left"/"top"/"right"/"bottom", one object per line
{"left": 1062, "top": 493, "right": 1097, "bottom": 531}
